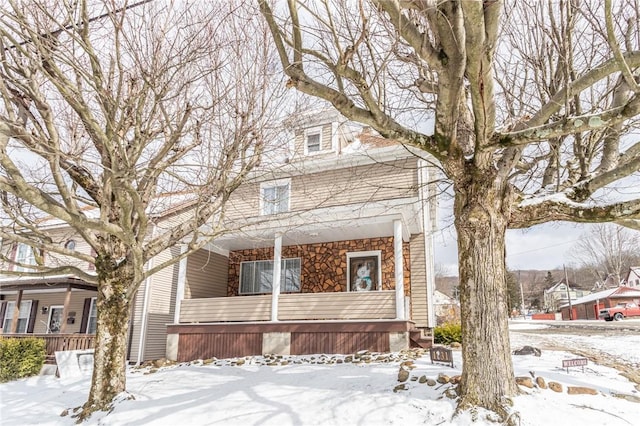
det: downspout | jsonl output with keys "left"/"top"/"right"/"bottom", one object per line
{"left": 418, "top": 159, "right": 436, "bottom": 328}
{"left": 136, "top": 224, "right": 157, "bottom": 365}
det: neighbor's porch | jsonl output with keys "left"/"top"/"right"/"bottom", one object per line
{"left": 2, "top": 333, "right": 95, "bottom": 363}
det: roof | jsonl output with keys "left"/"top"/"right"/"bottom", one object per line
{"left": 0, "top": 274, "right": 96, "bottom": 292}
{"left": 558, "top": 286, "right": 640, "bottom": 308}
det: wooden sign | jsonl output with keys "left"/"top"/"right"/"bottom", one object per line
{"left": 430, "top": 346, "right": 454, "bottom": 368}
{"left": 562, "top": 358, "right": 587, "bottom": 373}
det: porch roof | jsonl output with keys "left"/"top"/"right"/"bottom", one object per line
{"left": 210, "top": 197, "right": 422, "bottom": 252}
{"left": 0, "top": 274, "right": 96, "bottom": 293}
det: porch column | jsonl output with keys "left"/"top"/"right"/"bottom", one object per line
{"left": 10, "top": 289, "right": 23, "bottom": 333}
{"left": 394, "top": 220, "right": 406, "bottom": 320}
{"left": 271, "top": 234, "right": 283, "bottom": 321}
{"left": 173, "top": 245, "right": 188, "bottom": 324}
{"left": 60, "top": 285, "right": 72, "bottom": 333}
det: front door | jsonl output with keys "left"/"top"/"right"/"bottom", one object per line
{"left": 47, "top": 306, "right": 64, "bottom": 333}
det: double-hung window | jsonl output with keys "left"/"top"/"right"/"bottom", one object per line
{"left": 14, "top": 243, "right": 36, "bottom": 272}
{"left": 304, "top": 127, "right": 322, "bottom": 154}
{"left": 261, "top": 179, "right": 290, "bottom": 215}
{"left": 2, "top": 300, "right": 32, "bottom": 333}
{"left": 240, "top": 258, "right": 301, "bottom": 294}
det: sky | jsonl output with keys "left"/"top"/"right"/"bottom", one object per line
{"left": 1, "top": 321, "right": 639, "bottom": 426}
{"left": 434, "top": 220, "right": 595, "bottom": 275}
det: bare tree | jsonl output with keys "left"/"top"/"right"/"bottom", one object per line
{"left": 259, "top": 0, "right": 640, "bottom": 420}
{"left": 571, "top": 224, "right": 640, "bottom": 286}
{"left": 0, "top": 0, "right": 286, "bottom": 418}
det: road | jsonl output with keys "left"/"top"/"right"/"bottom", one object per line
{"left": 510, "top": 319, "right": 640, "bottom": 336}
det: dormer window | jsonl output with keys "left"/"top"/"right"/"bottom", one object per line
{"left": 304, "top": 127, "right": 322, "bottom": 154}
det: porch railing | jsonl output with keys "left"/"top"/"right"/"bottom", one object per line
{"left": 179, "top": 290, "right": 396, "bottom": 323}
{"left": 1, "top": 333, "right": 95, "bottom": 362}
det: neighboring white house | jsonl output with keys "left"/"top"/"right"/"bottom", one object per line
{"left": 543, "top": 279, "right": 590, "bottom": 312}
{"left": 624, "top": 267, "right": 640, "bottom": 288}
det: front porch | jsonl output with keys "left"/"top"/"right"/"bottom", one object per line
{"left": 167, "top": 290, "right": 432, "bottom": 361}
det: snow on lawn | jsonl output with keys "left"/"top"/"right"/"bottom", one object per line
{"left": 1, "top": 331, "right": 639, "bottom": 426}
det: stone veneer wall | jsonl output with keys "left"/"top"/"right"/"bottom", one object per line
{"left": 227, "top": 237, "right": 411, "bottom": 296}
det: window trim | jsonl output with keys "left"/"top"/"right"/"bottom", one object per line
{"left": 87, "top": 297, "right": 97, "bottom": 334}
{"left": 303, "top": 126, "right": 323, "bottom": 155}
{"left": 259, "top": 179, "right": 291, "bottom": 216}
{"left": 239, "top": 257, "right": 302, "bottom": 295}
{"left": 14, "top": 243, "right": 36, "bottom": 272}
{"left": 2, "top": 300, "right": 33, "bottom": 333}
{"left": 346, "top": 251, "right": 382, "bottom": 292}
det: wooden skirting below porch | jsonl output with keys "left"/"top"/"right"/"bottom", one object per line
{"left": 167, "top": 320, "right": 413, "bottom": 362}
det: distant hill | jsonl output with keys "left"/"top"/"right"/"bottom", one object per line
{"left": 435, "top": 268, "right": 596, "bottom": 310}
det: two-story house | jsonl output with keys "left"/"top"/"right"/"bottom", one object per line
{"left": 166, "top": 110, "right": 439, "bottom": 361}
{"left": 1, "top": 110, "right": 439, "bottom": 364}
{"left": 543, "top": 278, "right": 590, "bottom": 312}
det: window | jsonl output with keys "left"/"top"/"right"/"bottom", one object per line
{"left": 14, "top": 243, "right": 36, "bottom": 272}
{"left": 261, "top": 180, "right": 290, "bottom": 215}
{"left": 87, "top": 298, "right": 97, "bottom": 334}
{"left": 2, "top": 300, "right": 32, "bottom": 333}
{"left": 306, "top": 132, "right": 321, "bottom": 153}
{"left": 240, "top": 258, "right": 301, "bottom": 294}
{"left": 347, "top": 251, "right": 381, "bottom": 292}
{"left": 64, "top": 240, "right": 76, "bottom": 250}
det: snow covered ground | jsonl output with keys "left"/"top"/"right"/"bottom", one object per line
{"left": 1, "top": 321, "right": 639, "bottom": 426}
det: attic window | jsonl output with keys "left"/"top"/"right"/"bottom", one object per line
{"left": 304, "top": 127, "right": 322, "bottom": 154}
{"left": 64, "top": 240, "right": 76, "bottom": 250}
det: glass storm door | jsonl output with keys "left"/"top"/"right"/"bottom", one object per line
{"left": 47, "top": 306, "right": 64, "bottom": 333}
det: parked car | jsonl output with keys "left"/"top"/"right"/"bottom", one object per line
{"left": 599, "top": 302, "right": 640, "bottom": 321}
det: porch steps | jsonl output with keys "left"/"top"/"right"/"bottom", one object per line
{"left": 409, "top": 329, "right": 433, "bottom": 349}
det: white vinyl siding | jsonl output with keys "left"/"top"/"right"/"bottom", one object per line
{"left": 240, "top": 258, "right": 301, "bottom": 294}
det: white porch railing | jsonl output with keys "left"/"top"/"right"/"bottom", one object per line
{"left": 178, "top": 290, "right": 396, "bottom": 323}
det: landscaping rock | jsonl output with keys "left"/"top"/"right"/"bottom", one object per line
{"left": 444, "top": 388, "right": 458, "bottom": 399}
{"left": 536, "top": 377, "right": 547, "bottom": 389}
{"left": 418, "top": 375, "right": 428, "bottom": 384}
{"left": 427, "top": 378, "right": 437, "bottom": 386}
{"left": 437, "top": 373, "right": 450, "bottom": 384}
{"left": 612, "top": 393, "right": 640, "bottom": 403}
{"left": 512, "top": 346, "right": 541, "bottom": 356}
{"left": 515, "top": 376, "right": 534, "bottom": 388}
{"left": 567, "top": 386, "right": 598, "bottom": 395}
{"left": 548, "top": 381, "right": 563, "bottom": 393}
{"left": 450, "top": 375, "right": 461, "bottom": 384}
{"left": 393, "top": 384, "right": 407, "bottom": 392}
{"left": 398, "top": 368, "right": 410, "bottom": 382}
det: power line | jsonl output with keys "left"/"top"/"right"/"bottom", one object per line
{"left": 5, "top": 0, "right": 154, "bottom": 50}
{"left": 509, "top": 238, "right": 583, "bottom": 257}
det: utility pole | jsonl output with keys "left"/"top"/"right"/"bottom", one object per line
{"left": 564, "top": 264, "right": 573, "bottom": 320}
{"left": 519, "top": 270, "right": 525, "bottom": 316}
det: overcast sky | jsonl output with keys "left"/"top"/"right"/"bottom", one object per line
{"left": 433, "top": 216, "right": 608, "bottom": 276}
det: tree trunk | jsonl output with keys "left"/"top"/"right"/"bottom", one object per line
{"left": 453, "top": 178, "right": 519, "bottom": 417}
{"left": 80, "top": 263, "right": 133, "bottom": 419}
